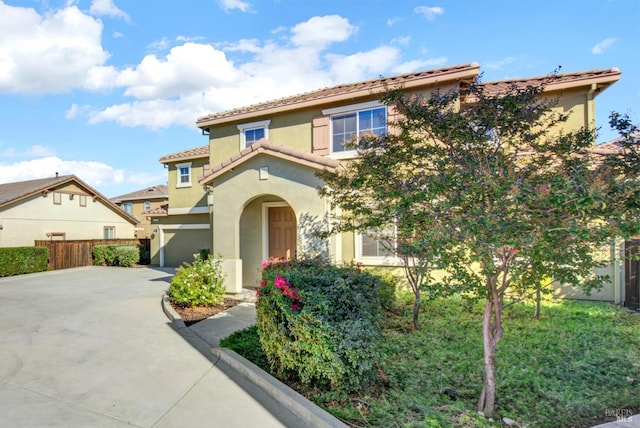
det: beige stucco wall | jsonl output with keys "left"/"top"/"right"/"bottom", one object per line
{"left": 0, "top": 193, "right": 136, "bottom": 247}
{"left": 211, "top": 154, "right": 330, "bottom": 288}
{"left": 166, "top": 157, "right": 209, "bottom": 210}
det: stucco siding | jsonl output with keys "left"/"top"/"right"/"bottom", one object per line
{"left": 0, "top": 193, "right": 135, "bottom": 247}
{"left": 166, "top": 158, "right": 209, "bottom": 209}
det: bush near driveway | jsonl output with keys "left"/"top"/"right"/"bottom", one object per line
{"left": 93, "top": 244, "right": 140, "bottom": 267}
{"left": 256, "top": 259, "right": 394, "bottom": 392}
{"left": 0, "top": 246, "right": 49, "bottom": 276}
{"left": 168, "top": 254, "right": 226, "bottom": 307}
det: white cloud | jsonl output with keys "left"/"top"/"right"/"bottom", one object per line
{"left": 291, "top": 15, "right": 357, "bottom": 49}
{"left": 387, "top": 17, "right": 400, "bottom": 26}
{"left": 392, "top": 56, "right": 448, "bottom": 74}
{"left": 327, "top": 46, "right": 400, "bottom": 83}
{"left": 591, "top": 38, "right": 616, "bottom": 54}
{"left": 0, "top": 156, "right": 165, "bottom": 192}
{"left": 115, "top": 43, "right": 236, "bottom": 100}
{"left": 391, "top": 36, "right": 411, "bottom": 46}
{"left": 414, "top": 6, "right": 444, "bottom": 21}
{"left": 0, "top": 3, "right": 112, "bottom": 94}
{"left": 1, "top": 145, "right": 56, "bottom": 158}
{"left": 218, "top": 0, "right": 251, "bottom": 12}
{"left": 89, "top": 0, "right": 130, "bottom": 22}
{"left": 485, "top": 56, "right": 517, "bottom": 70}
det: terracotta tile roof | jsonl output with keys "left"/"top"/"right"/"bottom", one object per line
{"left": 159, "top": 145, "right": 209, "bottom": 163}
{"left": 476, "top": 68, "right": 621, "bottom": 97}
{"left": 111, "top": 185, "right": 168, "bottom": 203}
{"left": 199, "top": 140, "right": 341, "bottom": 185}
{"left": 142, "top": 204, "right": 168, "bottom": 217}
{"left": 0, "top": 174, "right": 73, "bottom": 205}
{"left": 592, "top": 132, "right": 639, "bottom": 155}
{"left": 196, "top": 63, "right": 481, "bottom": 127}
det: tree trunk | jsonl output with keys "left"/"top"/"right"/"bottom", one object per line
{"left": 478, "top": 284, "right": 503, "bottom": 418}
{"left": 533, "top": 286, "right": 541, "bottom": 320}
{"left": 412, "top": 294, "right": 421, "bottom": 331}
{"left": 478, "top": 298, "right": 496, "bottom": 416}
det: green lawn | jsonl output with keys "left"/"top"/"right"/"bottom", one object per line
{"left": 221, "top": 296, "right": 640, "bottom": 427}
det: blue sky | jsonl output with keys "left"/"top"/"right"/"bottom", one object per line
{"left": 0, "top": 0, "right": 638, "bottom": 198}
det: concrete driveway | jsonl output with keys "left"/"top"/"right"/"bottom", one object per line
{"left": 0, "top": 266, "right": 298, "bottom": 427}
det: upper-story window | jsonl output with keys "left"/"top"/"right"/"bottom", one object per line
{"left": 122, "top": 202, "right": 133, "bottom": 215}
{"left": 323, "top": 101, "right": 387, "bottom": 155}
{"left": 176, "top": 162, "right": 192, "bottom": 188}
{"left": 144, "top": 201, "right": 151, "bottom": 211}
{"left": 237, "top": 120, "right": 270, "bottom": 150}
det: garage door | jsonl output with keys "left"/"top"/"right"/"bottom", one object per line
{"left": 163, "top": 229, "right": 211, "bottom": 267}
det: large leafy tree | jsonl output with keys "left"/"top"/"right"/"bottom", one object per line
{"left": 319, "top": 77, "right": 639, "bottom": 417}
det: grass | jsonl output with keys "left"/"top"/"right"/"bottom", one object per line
{"left": 221, "top": 295, "right": 640, "bottom": 427}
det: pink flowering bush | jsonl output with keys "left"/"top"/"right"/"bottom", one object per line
{"left": 255, "top": 258, "right": 392, "bottom": 391}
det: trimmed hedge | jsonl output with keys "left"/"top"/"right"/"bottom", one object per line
{"left": 93, "top": 244, "right": 139, "bottom": 267}
{"left": 256, "top": 258, "right": 394, "bottom": 391}
{"left": 0, "top": 247, "right": 49, "bottom": 277}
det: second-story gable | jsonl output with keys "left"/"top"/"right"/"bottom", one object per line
{"left": 158, "top": 145, "right": 209, "bottom": 215}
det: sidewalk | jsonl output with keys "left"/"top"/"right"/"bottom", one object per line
{"left": 162, "top": 292, "right": 347, "bottom": 428}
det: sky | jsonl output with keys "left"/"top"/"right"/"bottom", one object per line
{"left": 0, "top": 0, "right": 638, "bottom": 198}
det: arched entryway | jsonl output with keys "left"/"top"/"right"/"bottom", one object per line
{"left": 239, "top": 196, "right": 297, "bottom": 288}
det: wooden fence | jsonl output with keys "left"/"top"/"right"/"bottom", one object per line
{"left": 34, "top": 239, "right": 151, "bottom": 271}
{"left": 625, "top": 239, "right": 640, "bottom": 310}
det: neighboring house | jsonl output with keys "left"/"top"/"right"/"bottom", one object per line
{"left": 0, "top": 174, "right": 138, "bottom": 247}
{"left": 147, "top": 145, "right": 211, "bottom": 267}
{"left": 111, "top": 185, "right": 169, "bottom": 238}
{"left": 554, "top": 132, "right": 640, "bottom": 308}
{"left": 156, "top": 63, "right": 621, "bottom": 294}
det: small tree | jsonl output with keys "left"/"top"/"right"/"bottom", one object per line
{"left": 319, "top": 76, "right": 639, "bottom": 416}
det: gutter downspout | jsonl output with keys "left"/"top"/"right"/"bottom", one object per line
{"left": 586, "top": 83, "right": 597, "bottom": 133}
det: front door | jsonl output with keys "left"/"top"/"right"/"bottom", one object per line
{"left": 268, "top": 206, "right": 296, "bottom": 260}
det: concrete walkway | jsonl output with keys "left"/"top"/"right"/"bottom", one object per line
{"left": 0, "top": 266, "right": 303, "bottom": 427}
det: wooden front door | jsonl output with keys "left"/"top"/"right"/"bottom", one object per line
{"left": 268, "top": 206, "right": 296, "bottom": 260}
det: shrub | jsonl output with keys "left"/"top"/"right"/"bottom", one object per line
{"left": 93, "top": 245, "right": 139, "bottom": 267}
{"left": 219, "top": 325, "right": 270, "bottom": 372}
{"left": 0, "top": 246, "right": 49, "bottom": 277}
{"left": 169, "top": 254, "right": 226, "bottom": 307}
{"left": 256, "top": 258, "right": 387, "bottom": 391}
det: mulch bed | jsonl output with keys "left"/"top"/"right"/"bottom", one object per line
{"left": 170, "top": 298, "right": 244, "bottom": 326}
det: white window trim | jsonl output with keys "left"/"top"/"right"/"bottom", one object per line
{"left": 354, "top": 231, "right": 404, "bottom": 267}
{"left": 176, "top": 162, "right": 192, "bottom": 188}
{"left": 237, "top": 120, "right": 271, "bottom": 150}
{"left": 324, "top": 101, "right": 386, "bottom": 158}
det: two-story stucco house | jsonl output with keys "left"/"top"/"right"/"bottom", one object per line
{"left": 0, "top": 174, "right": 138, "bottom": 247}
{"left": 153, "top": 63, "right": 622, "bottom": 295}
{"left": 147, "top": 145, "right": 212, "bottom": 267}
{"left": 111, "top": 185, "right": 168, "bottom": 239}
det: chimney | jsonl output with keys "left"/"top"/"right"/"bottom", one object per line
{"left": 55, "top": 172, "right": 59, "bottom": 177}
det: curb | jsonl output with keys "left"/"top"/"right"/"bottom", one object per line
{"left": 160, "top": 295, "right": 347, "bottom": 428}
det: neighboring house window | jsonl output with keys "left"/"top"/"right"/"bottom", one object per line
{"left": 79, "top": 195, "right": 87, "bottom": 207}
{"left": 53, "top": 192, "right": 62, "bottom": 205}
{"left": 176, "top": 162, "right": 192, "bottom": 188}
{"left": 104, "top": 226, "right": 115, "bottom": 239}
{"left": 144, "top": 201, "right": 151, "bottom": 211}
{"left": 237, "top": 120, "right": 270, "bottom": 149}
{"left": 123, "top": 202, "right": 133, "bottom": 215}
{"left": 323, "top": 101, "right": 387, "bottom": 154}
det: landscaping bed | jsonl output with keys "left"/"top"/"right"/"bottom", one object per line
{"left": 170, "top": 298, "right": 243, "bottom": 326}
{"left": 222, "top": 295, "right": 640, "bottom": 427}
